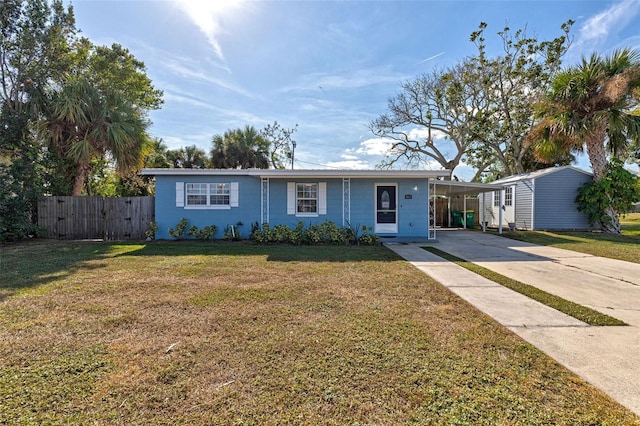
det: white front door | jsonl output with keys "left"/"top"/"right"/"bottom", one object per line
{"left": 375, "top": 184, "right": 398, "bottom": 233}
{"left": 503, "top": 185, "right": 515, "bottom": 225}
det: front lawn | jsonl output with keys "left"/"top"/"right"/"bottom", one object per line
{"left": 1, "top": 241, "right": 637, "bottom": 424}
{"left": 497, "top": 213, "right": 640, "bottom": 264}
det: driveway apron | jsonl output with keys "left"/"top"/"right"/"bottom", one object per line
{"left": 386, "top": 231, "right": 640, "bottom": 416}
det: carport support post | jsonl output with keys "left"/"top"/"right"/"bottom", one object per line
{"left": 498, "top": 188, "right": 504, "bottom": 235}
{"left": 482, "top": 193, "right": 486, "bottom": 233}
{"left": 447, "top": 196, "right": 451, "bottom": 227}
{"left": 463, "top": 195, "right": 467, "bottom": 229}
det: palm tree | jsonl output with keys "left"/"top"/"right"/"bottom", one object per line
{"left": 41, "top": 77, "right": 149, "bottom": 196}
{"left": 165, "top": 145, "right": 207, "bottom": 169}
{"left": 527, "top": 48, "right": 640, "bottom": 233}
{"left": 144, "top": 138, "right": 172, "bottom": 168}
{"left": 210, "top": 125, "right": 270, "bottom": 169}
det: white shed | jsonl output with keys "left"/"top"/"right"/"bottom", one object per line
{"left": 479, "top": 166, "right": 595, "bottom": 231}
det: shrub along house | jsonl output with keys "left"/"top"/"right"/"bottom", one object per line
{"left": 141, "top": 168, "right": 453, "bottom": 240}
{"left": 479, "top": 166, "right": 596, "bottom": 231}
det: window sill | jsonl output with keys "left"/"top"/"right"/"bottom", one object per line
{"left": 296, "top": 213, "right": 319, "bottom": 217}
{"left": 184, "top": 205, "right": 232, "bottom": 210}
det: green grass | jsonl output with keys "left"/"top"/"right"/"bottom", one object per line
{"left": 1, "top": 240, "right": 638, "bottom": 424}
{"left": 495, "top": 213, "right": 640, "bottom": 264}
{"left": 422, "top": 246, "right": 627, "bottom": 326}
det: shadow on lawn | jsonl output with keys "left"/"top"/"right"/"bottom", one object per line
{"left": 505, "top": 230, "right": 639, "bottom": 247}
{"left": 120, "top": 240, "right": 400, "bottom": 263}
{"left": 0, "top": 240, "right": 116, "bottom": 301}
{"left": 0, "top": 240, "right": 399, "bottom": 300}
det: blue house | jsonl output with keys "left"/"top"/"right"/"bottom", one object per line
{"left": 141, "top": 169, "right": 450, "bottom": 240}
{"left": 478, "top": 166, "right": 595, "bottom": 231}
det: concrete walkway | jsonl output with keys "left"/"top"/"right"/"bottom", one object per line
{"left": 385, "top": 230, "right": 640, "bottom": 416}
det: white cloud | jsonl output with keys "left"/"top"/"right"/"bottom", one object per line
{"left": 280, "top": 66, "right": 409, "bottom": 94}
{"left": 174, "top": 0, "right": 247, "bottom": 61}
{"left": 163, "top": 91, "right": 219, "bottom": 111}
{"left": 573, "top": 0, "right": 640, "bottom": 52}
{"left": 407, "top": 127, "right": 447, "bottom": 142}
{"left": 162, "top": 58, "right": 254, "bottom": 98}
{"left": 340, "top": 153, "right": 359, "bottom": 160}
{"left": 325, "top": 159, "right": 373, "bottom": 170}
{"left": 353, "top": 137, "right": 394, "bottom": 156}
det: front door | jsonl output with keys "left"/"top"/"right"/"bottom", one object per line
{"left": 375, "top": 184, "right": 398, "bottom": 233}
{"left": 503, "top": 185, "right": 516, "bottom": 226}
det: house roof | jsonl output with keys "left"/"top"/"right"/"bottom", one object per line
{"left": 489, "top": 165, "right": 592, "bottom": 185}
{"left": 140, "top": 168, "right": 451, "bottom": 179}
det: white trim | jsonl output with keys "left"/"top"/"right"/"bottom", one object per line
{"left": 261, "top": 178, "right": 269, "bottom": 224}
{"left": 184, "top": 205, "right": 231, "bottom": 210}
{"left": 175, "top": 182, "right": 184, "bottom": 207}
{"left": 287, "top": 182, "right": 295, "bottom": 215}
{"left": 318, "top": 182, "right": 327, "bottom": 215}
{"left": 374, "top": 183, "right": 398, "bottom": 234}
{"left": 142, "top": 168, "right": 450, "bottom": 179}
{"left": 230, "top": 182, "right": 239, "bottom": 207}
{"left": 531, "top": 179, "right": 536, "bottom": 230}
{"left": 342, "top": 178, "right": 350, "bottom": 227}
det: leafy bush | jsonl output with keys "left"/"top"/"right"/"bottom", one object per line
{"left": 357, "top": 225, "right": 380, "bottom": 246}
{"left": 168, "top": 218, "right": 189, "bottom": 240}
{"left": 188, "top": 224, "right": 218, "bottom": 240}
{"left": 250, "top": 221, "right": 380, "bottom": 246}
{"left": 224, "top": 224, "right": 242, "bottom": 241}
{"left": 576, "top": 159, "right": 640, "bottom": 231}
{"left": 145, "top": 222, "right": 158, "bottom": 240}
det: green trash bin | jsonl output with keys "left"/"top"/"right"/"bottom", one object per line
{"left": 451, "top": 210, "right": 463, "bottom": 227}
{"left": 465, "top": 210, "right": 475, "bottom": 228}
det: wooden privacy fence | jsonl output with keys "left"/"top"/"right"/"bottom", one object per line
{"left": 37, "top": 196, "right": 155, "bottom": 240}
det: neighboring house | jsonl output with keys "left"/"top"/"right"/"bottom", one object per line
{"left": 479, "top": 166, "right": 595, "bottom": 231}
{"left": 141, "top": 168, "right": 451, "bottom": 240}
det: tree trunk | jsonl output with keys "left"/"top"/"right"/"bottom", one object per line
{"left": 584, "top": 127, "right": 620, "bottom": 233}
{"left": 584, "top": 129, "right": 608, "bottom": 181}
{"left": 601, "top": 206, "right": 622, "bottom": 234}
{"left": 71, "top": 164, "right": 87, "bottom": 196}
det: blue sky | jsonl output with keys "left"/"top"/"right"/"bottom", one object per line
{"left": 72, "top": 0, "right": 640, "bottom": 179}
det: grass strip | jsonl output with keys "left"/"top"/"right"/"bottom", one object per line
{"left": 422, "top": 246, "right": 627, "bottom": 327}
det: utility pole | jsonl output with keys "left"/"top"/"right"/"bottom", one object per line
{"left": 291, "top": 141, "right": 296, "bottom": 170}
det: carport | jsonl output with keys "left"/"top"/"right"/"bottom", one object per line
{"left": 429, "top": 180, "right": 506, "bottom": 240}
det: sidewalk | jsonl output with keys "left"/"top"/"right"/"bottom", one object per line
{"left": 385, "top": 232, "right": 640, "bottom": 416}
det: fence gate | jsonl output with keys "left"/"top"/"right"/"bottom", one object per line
{"left": 37, "top": 196, "right": 155, "bottom": 240}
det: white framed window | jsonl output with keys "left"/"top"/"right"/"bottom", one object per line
{"left": 186, "top": 183, "right": 210, "bottom": 206}
{"left": 297, "top": 183, "right": 318, "bottom": 214}
{"left": 209, "top": 183, "right": 231, "bottom": 206}
{"left": 504, "top": 186, "right": 513, "bottom": 207}
{"left": 287, "top": 182, "right": 326, "bottom": 216}
{"left": 494, "top": 191, "right": 500, "bottom": 207}
{"left": 180, "top": 182, "right": 238, "bottom": 209}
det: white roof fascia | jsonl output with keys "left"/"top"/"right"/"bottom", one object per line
{"left": 490, "top": 165, "right": 592, "bottom": 185}
{"left": 141, "top": 168, "right": 451, "bottom": 179}
{"left": 253, "top": 169, "right": 450, "bottom": 179}
{"left": 140, "top": 168, "right": 251, "bottom": 176}
{"left": 431, "top": 180, "right": 506, "bottom": 196}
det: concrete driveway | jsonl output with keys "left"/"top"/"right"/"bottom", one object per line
{"left": 386, "top": 230, "right": 640, "bottom": 416}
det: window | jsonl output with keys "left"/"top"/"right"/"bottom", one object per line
{"left": 187, "top": 183, "right": 209, "bottom": 206}
{"left": 287, "top": 182, "right": 326, "bottom": 216}
{"left": 210, "top": 183, "right": 230, "bottom": 206}
{"left": 504, "top": 186, "right": 513, "bottom": 206}
{"left": 297, "top": 183, "right": 318, "bottom": 214}
{"left": 494, "top": 191, "right": 500, "bottom": 207}
{"left": 185, "top": 183, "right": 234, "bottom": 208}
